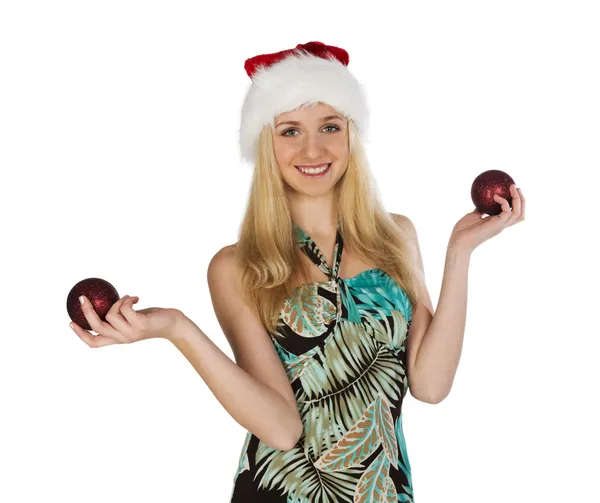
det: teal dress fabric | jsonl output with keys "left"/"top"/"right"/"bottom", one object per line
{"left": 230, "top": 221, "right": 415, "bottom": 502}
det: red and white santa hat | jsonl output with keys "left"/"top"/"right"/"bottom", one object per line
{"left": 239, "top": 41, "right": 370, "bottom": 164}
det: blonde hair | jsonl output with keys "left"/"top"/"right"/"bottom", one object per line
{"left": 234, "top": 114, "right": 424, "bottom": 335}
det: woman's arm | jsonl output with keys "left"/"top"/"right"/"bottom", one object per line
{"left": 167, "top": 313, "right": 302, "bottom": 451}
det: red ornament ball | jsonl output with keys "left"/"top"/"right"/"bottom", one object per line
{"left": 471, "top": 169, "right": 516, "bottom": 216}
{"left": 67, "top": 278, "right": 120, "bottom": 331}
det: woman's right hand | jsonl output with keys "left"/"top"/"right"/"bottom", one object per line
{"left": 70, "top": 294, "right": 183, "bottom": 348}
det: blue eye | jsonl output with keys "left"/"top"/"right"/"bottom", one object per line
{"left": 282, "top": 125, "right": 340, "bottom": 137}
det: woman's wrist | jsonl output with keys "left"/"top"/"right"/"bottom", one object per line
{"left": 165, "top": 309, "right": 194, "bottom": 345}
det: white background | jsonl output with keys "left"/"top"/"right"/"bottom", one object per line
{"left": 1, "top": 1, "right": 598, "bottom": 502}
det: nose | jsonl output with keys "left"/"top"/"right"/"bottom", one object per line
{"left": 301, "top": 131, "right": 326, "bottom": 158}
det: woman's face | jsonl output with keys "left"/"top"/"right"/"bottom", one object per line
{"left": 272, "top": 102, "right": 349, "bottom": 197}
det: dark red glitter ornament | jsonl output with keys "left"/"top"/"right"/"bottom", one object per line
{"left": 471, "top": 169, "right": 516, "bottom": 216}
{"left": 67, "top": 278, "right": 120, "bottom": 331}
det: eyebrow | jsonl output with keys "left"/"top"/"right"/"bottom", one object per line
{"left": 275, "top": 115, "right": 344, "bottom": 128}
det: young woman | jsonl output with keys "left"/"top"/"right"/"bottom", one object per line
{"left": 71, "top": 41, "right": 525, "bottom": 502}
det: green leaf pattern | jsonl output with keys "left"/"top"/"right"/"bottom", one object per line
{"left": 230, "top": 222, "right": 415, "bottom": 502}
{"left": 280, "top": 282, "right": 337, "bottom": 337}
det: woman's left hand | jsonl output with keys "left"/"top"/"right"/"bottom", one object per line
{"left": 449, "top": 184, "right": 526, "bottom": 252}
{"left": 71, "top": 295, "right": 183, "bottom": 347}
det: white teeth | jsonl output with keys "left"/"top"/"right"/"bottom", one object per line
{"left": 297, "top": 164, "right": 330, "bottom": 174}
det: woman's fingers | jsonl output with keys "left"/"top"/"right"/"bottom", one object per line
{"left": 105, "top": 295, "right": 136, "bottom": 343}
{"left": 119, "top": 297, "right": 140, "bottom": 329}
{"left": 492, "top": 194, "right": 511, "bottom": 226}
{"left": 76, "top": 294, "right": 132, "bottom": 345}
{"left": 508, "top": 184, "right": 520, "bottom": 224}
{"left": 494, "top": 184, "right": 525, "bottom": 227}
{"left": 517, "top": 188, "right": 526, "bottom": 221}
{"left": 71, "top": 322, "right": 117, "bottom": 348}
{"left": 79, "top": 295, "right": 118, "bottom": 335}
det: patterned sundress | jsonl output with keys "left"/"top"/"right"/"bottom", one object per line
{"left": 230, "top": 220, "right": 415, "bottom": 502}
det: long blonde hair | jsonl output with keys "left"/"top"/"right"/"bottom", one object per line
{"left": 234, "top": 116, "right": 424, "bottom": 335}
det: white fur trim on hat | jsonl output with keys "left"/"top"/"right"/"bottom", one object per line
{"left": 239, "top": 50, "right": 369, "bottom": 164}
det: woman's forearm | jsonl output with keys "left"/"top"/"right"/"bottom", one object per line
{"left": 166, "top": 313, "right": 302, "bottom": 451}
{"left": 413, "top": 243, "right": 471, "bottom": 403}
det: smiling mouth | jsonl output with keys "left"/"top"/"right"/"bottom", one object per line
{"left": 295, "top": 163, "right": 332, "bottom": 177}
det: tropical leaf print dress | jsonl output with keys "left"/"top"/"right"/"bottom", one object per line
{"left": 230, "top": 222, "right": 415, "bottom": 503}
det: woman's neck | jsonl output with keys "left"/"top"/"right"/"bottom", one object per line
{"left": 288, "top": 194, "right": 339, "bottom": 238}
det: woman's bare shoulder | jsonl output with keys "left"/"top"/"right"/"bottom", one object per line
{"left": 389, "top": 212, "right": 408, "bottom": 226}
{"left": 209, "top": 242, "right": 240, "bottom": 269}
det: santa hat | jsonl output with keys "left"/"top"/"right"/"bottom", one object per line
{"left": 239, "top": 41, "right": 370, "bottom": 164}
